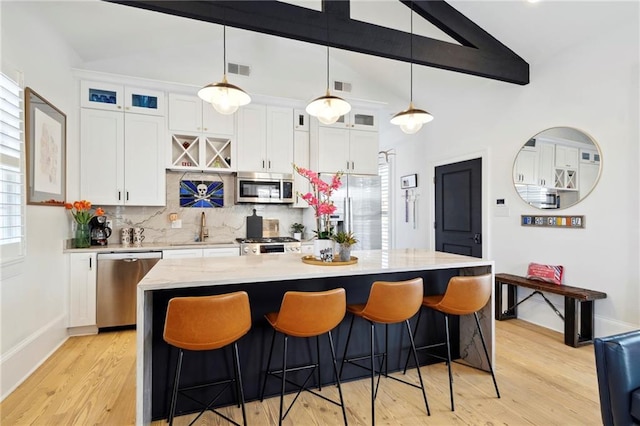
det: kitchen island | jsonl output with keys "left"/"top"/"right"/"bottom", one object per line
{"left": 136, "top": 249, "right": 494, "bottom": 424}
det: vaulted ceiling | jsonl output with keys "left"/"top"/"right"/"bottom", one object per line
{"left": 108, "top": 0, "right": 530, "bottom": 85}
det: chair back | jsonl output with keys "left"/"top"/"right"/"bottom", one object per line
{"left": 594, "top": 330, "right": 640, "bottom": 426}
{"left": 163, "top": 291, "right": 251, "bottom": 351}
{"left": 435, "top": 274, "right": 492, "bottom": 315}
{"left": 361, "top": 278, "right": 423, "bottom": 324}
{"left": 273, "top": 288, "right": 346, "bottom": 337}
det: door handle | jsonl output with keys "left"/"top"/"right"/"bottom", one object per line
{"left": 473, "top": 233, "right": 482, "bottom": 244}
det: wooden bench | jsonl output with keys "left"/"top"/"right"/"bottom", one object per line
{"left": 495, "top": 273, "right": 607, "bottom": 347}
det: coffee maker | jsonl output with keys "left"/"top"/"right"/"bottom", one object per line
{"left": 89, "top": 215, "right": 112, "bottom": 246}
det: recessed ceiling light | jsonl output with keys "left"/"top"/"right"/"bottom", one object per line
{"left": 527, "top": 0, "right": 541, "bottom": 3}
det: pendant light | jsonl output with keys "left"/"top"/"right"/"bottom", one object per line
{"left": 198, "top": 24, "right": 251, "bottom": 115}
{"left": 306, "top": 13, "right": 351, "bottom": 124}
{"left": 391, "top": 3, "right": 433, "bottom": 134}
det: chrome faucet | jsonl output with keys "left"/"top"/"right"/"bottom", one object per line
{"left": 199, "top": 212, "right": 208, "bottom": 242}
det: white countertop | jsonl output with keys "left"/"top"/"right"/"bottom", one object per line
{"left": 62, "top": 241, "right": 239, "bottom": 254}
{"left": 138, "top": 249, "right": 493, "bottom": 291}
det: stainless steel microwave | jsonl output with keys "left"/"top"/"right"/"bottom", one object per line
{"left": 235, "top": 172, "right": 294, "bottom": 204}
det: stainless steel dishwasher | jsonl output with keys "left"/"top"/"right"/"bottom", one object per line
{"left": 96, "top": 251, "right": 162, "bottom": 328}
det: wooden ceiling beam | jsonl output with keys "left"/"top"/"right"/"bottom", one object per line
{"left": 106, "top": 0, "right": 529, "bottom": 85}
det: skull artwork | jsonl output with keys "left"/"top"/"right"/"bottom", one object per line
{"left": 196, "top": 183, "right": 208, "bottom": 199}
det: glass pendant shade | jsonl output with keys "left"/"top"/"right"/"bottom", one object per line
{"left": 198, "top": 75, "right": 251, "bottom": 115}
{"left": 391, "top": 3, "right": 433, "bottom": 134}
{"left": 306, "top": 89, "right": 351, "bottom": 125}
{"left": 390, "top": 102, "right": 434, "bottom": 134}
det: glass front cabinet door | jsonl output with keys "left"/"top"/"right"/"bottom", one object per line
{"left": 81, "top": 80, "right": 165, "bottom": 116}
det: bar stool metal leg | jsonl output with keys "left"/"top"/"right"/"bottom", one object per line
{"left": 406, "top": 319, "right": 431, "bottom": 416}
{"left": 279, "top": 335, "right": 288, "bottom": 426}
{"left": 339, "top": 315, "right": 356, "bottom": 380}
{"left": 474, "top": 312, "right": 501, "bottom": 399}
{"left": 444, "top": 314, "right": 454, "bottom": 411}
{"left": 168, "top": 348, "right": 184, "bottom": 426}
{"left": 232, "top": 342, "right": 248, "bottom": 426}
{"left": 260, "top": 329, "right": 277, "bottom": 402}
{"left": 327, "top": 330, "right": 348, "bottom": 425}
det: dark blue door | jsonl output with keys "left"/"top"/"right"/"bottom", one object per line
{"left": 435, "top": 158, "right": 482, "bottom": 258}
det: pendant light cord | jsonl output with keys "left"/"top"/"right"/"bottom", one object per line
{"left": 410, "top": 1, "right": 414, "bottom": 103}
{"left": 326, "top": 9, "right": 330, "bottom": 90}
{"left": 223, "top": 24, "right": 227, "bottom": 76}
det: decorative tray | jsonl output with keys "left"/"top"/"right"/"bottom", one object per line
{"left": 301, "top": 255, "right": 358, "bottom": 266}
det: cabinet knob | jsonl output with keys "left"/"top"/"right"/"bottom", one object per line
{"left": 203, "top": 127, "right": 208, "bottom": 131}
{"left": 117, "top": 105, "right": 122, "bottom": 109}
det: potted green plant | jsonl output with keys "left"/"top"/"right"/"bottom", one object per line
{"left": 332, "top": 231, "right": 358, "bottom": 261}
{"left": 291, "top": 223, "right": 305, "bottom": 241}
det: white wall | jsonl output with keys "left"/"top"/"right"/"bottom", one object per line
{"left": 0, "top": 3, "right": 81, "bottom": 400}
{"left": 386, "top": 10, "right": 640, "bottom": 334}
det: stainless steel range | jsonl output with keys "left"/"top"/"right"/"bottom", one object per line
{"left": 236, "top": 237, "right": 301, "bottom": 256}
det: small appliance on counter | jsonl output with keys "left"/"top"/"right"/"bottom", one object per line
{"left": 89, "top": 215, "right": 112, "bottom": 246}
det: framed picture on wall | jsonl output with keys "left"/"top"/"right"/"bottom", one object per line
{"left": 401, "top": 174, "right": 418, "bottom": 189}
{"left": 25, "top": 87, "right": 67, "bottom": 206}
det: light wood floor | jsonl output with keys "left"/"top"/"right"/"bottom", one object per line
{"left": 1, "top": 320, "right": 601, "bottom": 425}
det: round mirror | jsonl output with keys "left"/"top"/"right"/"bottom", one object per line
{"left": 513, "top": 127, "right": 602, "bottom": 209}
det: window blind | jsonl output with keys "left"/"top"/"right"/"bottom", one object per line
{"left": 0, "top": 73, "right": 25, "bottom": 261}
{"left": 379, "top": 158, "right": 390, "bottom": 250}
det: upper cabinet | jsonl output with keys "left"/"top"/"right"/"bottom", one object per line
{"left": 81, "top": 109, "right": 166, "bottom": 206}
{"left": 317, "top": 109, "right": 379, "bottom": 132}
{"left": 293, "top": 111, "right": 310, "bottom": 208}
{"left": 167, "top": 93, "right": 236, "bottom": 172}
{"left": 81, "top": 80, "right": 165, "bottom": 116}
{"left": 312, "top": 108, "right": 380, "bottom": 175}
{"left": 80, "top": 80, "right": 166, "bottom": 206}
{"left": 236, "top": 104, "right": 294, "bottom": 174}
{"left": 168, "top": 93, "right": 234, "bottom": 135}
{"left": 553, "top": 145, "right": 579, "bottom": 190}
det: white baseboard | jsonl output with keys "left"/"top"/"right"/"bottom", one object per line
{"left": 0, "top": 314, "right": 68, "bottom": 401}
{"left": 509, "top": 297, "right": 639, "bottom": 338}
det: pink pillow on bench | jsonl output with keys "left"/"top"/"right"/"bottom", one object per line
{"left": 526, "top": 263, "right": 564, "bottom": 285}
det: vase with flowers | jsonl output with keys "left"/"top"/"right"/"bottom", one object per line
{"left": 294, "top": 164, "right": 343, "bottom": 260}
{"left": 65, "top": 200, "right": 104, "bottom": 248}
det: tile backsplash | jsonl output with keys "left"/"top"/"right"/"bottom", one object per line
{"left": 92, "top": 171, "right": 304, "bottom": 244}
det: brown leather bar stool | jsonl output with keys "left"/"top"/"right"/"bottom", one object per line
{"left": 164, "top": 291, "right": 251, "bottom": 426}
{"left": 339, "top": 278, "right": 430, "bottom": 425}
{"left": 404, "top": 274, "right": 500, "bottom": 411}
{"left": 260, "top": 288, "right": 348, "bottom": 425}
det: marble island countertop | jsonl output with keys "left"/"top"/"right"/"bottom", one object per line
{"left": 138, "top": 249, "right": 494, "bottom": 291}
{"left": 62, "top": 240, "right": 239, "bottom": 253}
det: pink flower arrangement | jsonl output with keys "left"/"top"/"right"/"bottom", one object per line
{"left": 294, "top": 165, "right": 343, "bottom": 239}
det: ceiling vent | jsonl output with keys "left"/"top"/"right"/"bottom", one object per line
{"left": 333, "top": 81, "right": 352, "bottom": 93}
{"left": 227, "top": 62, "right": 251, "bottom": 77}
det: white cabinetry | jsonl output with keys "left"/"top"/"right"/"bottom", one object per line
{"left": 537, "top": 142, "right": 555, "bottom": 188}
{"left": 315, "top": 126, "right": 379, "bottom": 175}
{"left": 312, "top": 108, "right": 379, "bottom": 176}
{"left": 319, "top": 109, "right": 379, "bottom": 131}
{"left": 236, "top": 104, "right": 294, "bottom": 174}
{"left": 554, "top": 145, "right": 579, "bottom": 190}
{"left": 81, "top": 80, "right": 165, "bottom": 116}
{"left": 203, "top": 247, "right": 240, "bottom": 257}
{"left": 168, "top": 93, "right": 234, "bottom": 135}
{"left": 69, "top": 253, "right": 97, "bottom": 328}
{"left": 168, "top": 93, "right": 236, "bottom": 172}
{"left": 513, "top": 148, "right": 537, "bottom": 185}
{"left": 293, "top": 126, "right": 310, "bottom": 207}
{"left": 80, "top": 108, "right": 166, "bottom": 206}
{"left": 162, "top": 247, "right": 239, "bottom": 258}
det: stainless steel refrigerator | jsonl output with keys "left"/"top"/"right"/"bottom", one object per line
{"left": 326, "top": 174, "right": 382, "bottom": 250}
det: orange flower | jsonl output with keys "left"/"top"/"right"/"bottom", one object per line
{"left": 65, "top": 200, "right": 104, "bottom": 224}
